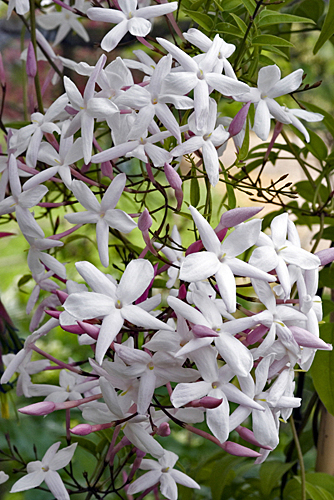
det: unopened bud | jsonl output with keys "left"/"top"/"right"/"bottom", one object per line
{"left": 156, "top": 422, "right": 171, "bottom": 436}
{"left": 26, "top": 42, "right": 37, "bottom": 78}
{"left": 71, "top": 424, "right": 93, "bottom": 435}
{"left": 19, "top": 401, "right": 56, "bottom": 416}
{"left": 56, "top": 290, "right": 68, "bottom": 304}
{"left": 0, "top": 53, "right": 5, "bottom": 86}
{"left": 228, "top": 102, "right": 251, "bottom": 137}
{"left": 189, "top": 396, "right": 223, "bottom": 409}
{"left": 221, "top": 441, "right": 261, "bottom": 458}
{"left": 178, "top": 284, "right": 187, "bottom": 300}
{"left": 138, "top": 208, "right": 152, "bottom": 232}
{"left": 235, "top": 426, "right": 272, "bottom": 450}
{"left": 164, "top": 162, "right": 182, "bottom": 189}
{"left": 192, "top": 324, "right": 219, "bottom": 338}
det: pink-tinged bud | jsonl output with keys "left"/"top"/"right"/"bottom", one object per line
{"left": 164, "top": 163, "right": 182, "bottom": 190}
{"left": 101, "top": 161, "right": 114, "bottom": 179}
{"left": 221, "top": 441, "right": 261, "bottom": 458}
{"left": 0, "top": 53, "right": 5, "bottom": 86}
{"left": 56, "top": 290, "right": 68, "bottom": 304}
{"left": 156, "top": 422, "right": 171, "bottom": 436}
{"left": 26, "top": 42, "right": 37, "bottom": 78}
{"left": 215, "top": 228, "right": 228, "bottom": 241}
{"left": 138, "top": 208, "right": 152, "bottom": 232}
{"left": 189, "top": 397, "right": 223, "bottom": 409}
{"left": 185, "top": 240, "right": 203, "bottom": 256}
{"left": 290, "top": 326, "right": 332, "bottom": 350}
{"left": 45, "top": 310, "right": 60, "bottom": 319}
{"left": 178, "top": 284, "right": 187, "bottom": 300}
{"left": 235, "top": 426, "right": 272, "bottom": 450}
{"left": 316, "top": 248, "right": 334, "bottom": 266}
{"left": 264, "top": 121, "right": 283, "bottom": 162}
{"left": 19, "top": 401, "right": 56, "bottom": 416}
{"left": 192, "top": 324, "right": 219, "bottom": 338}
{"left": 71, "top": 424, "right": 93, "bottom": 435}
{"left": 65, "top": 105, "right": 78, "bottom": 116}
{"left": 164, "top": 163, "right": 183, "bottom": 209}
{"left": 71, "top": 422, "right": 114, "bottom": 435}
{"left": 228, "top": 102, "right": 251, "bottom": 137}
{"left": 216, "top": 207, "right": 263, "bottom": 231}
{"left": 77, "top": 321, "right": 99, "bottom": 340}
{"left": 245, "top": 324, "right": 268, "bottom": 346}
{"left": 61, "top": 324, "right": 85, "bottom": 334}
{"left": 0, "top": 232, "right": 14, "bottom": 238}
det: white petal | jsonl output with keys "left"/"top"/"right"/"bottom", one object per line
{"left": 44, "top": 470, "right": 70, "bottom": 500}
{"left": 10, "top": 470, "right": 45, "bottom": 492}
{"left": 180, "top": 252, "right": 220, "bottom": 282}
{"left": 189, "top": 206, "right": 221, "bottom": 254}
{"left": 118, "top": 259, "right": 153, "bottom": 304}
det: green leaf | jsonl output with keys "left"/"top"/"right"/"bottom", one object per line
{"left": 190, "top": 167, "right": 200, "bottom": 207}
{"left": 305, "top": 472, "right": 334, "bottom": 494}
{"left": 304, "top": 130, "right": 328, "bottom": 160}
{"left": 209, "top": 456, "right": 245, "bottom": 500}
{"left": 229, "top": 12, "right": 247, "bottom": 34}
{"left": 252, "top": 34, "right": 294, "bottom": 46}
{"left": 314, "top": 0, "right": 334, "bottom": 54}
{"left": 323, "top": 299, "right": 334, "bottom": 318}
{"left": 294, "top": 180, "right": 329, "bottom": 203}
{"left": 225, "top": 178, "right": 236, "bottom": 209}
{"left": 285, "top": 476, "right": 334, "bottom": 500}
{"left": 18, "top": 274, "right": 32, "bottom": 287}
{"left": 181, "top": 9, "right": 213, "bottom": 30}
{"left": 310, "top": 323, "right": 334, "bottom": 416}
{"left": 216, "top": 22, "right": 245, "bottom": 38}
{"left": 319, "top": 265, "right": 334, "bottom": 288}
{"left": 71, "top": 437, "right": 97, "bottom": 457}
{"left": 240, "top": 0, "right": 256, "bottom": 15}
{"left": 258, "top": 10, "right": 315, "bottom": 27}
{"left": 259, "top": 461, "right": 296, "bottom": 497}
{"left": 293, "top": 0, "right": 324, "bottom": 23}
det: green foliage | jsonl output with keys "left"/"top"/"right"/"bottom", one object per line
{"left": 311, "top": 323, "right": 334, "bottom": 416}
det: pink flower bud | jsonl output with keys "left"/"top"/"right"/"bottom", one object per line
{"left": 178, "top": 284, "right": 187, "bottom": 300}
{"left": 77, "top": 321, "right": 99, "bottom": 340}
{"left": 316, "top": 248, "right": 334, "bottom": 266}
{"left": 221, "top": 441, "right": 261, "bottom": 458}
{"left": 26, "top": 42, "right": 37, "bottom": 78}
{"left": 56, "top": 290, "right": 68, "bottom": 304}
{"left": 228, "top": 102, "right": 251, "bottom": 137}
{"left": 189, "top": 397, "right": 223, "bottom": 409}
{"left": 45, "top": 310, "right": 60, "bottom": 319}
{"left": 235, "top": 426, "right": 272, "bottom": 450}
{"left": 185, "top": 240, "right": 203, "bottom": 256}
{"left": 192, "top": 324, "right": 219, "bottom": 338}
{"left": 19, "top": 401, "right": 56, "bottom": 416}
{"left": 290, "top": 325, "right": 332, "bottom": 350}
{"left": 216, "top": 207, "right": 263, "bottom": 231}
{"left": 0, "top": 53, "right": 5, "bottom": 86}
{"left": 156, "top": 422, "right": 171, "bottom": 436}
{"left": 138, "top": 208, "right": 152, "bottom": 232}
{"left": 164, "top": 163, "right": 182, "bottom": 190}
{"left": 61, "top": 324, "right": 85, "bottom": 335}
{"left": 71, "top": 424, "right": 93, "bottom": 435}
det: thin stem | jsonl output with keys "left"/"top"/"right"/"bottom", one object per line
{"left": 29, "top": 0, "right": 44, "bottom": 113}
{"left": 290, "top": 415, "right": 306, "bottom": 500}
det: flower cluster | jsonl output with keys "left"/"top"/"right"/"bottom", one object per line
{"left": 0, "top": 1, "right": 331, "bottom": 499}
